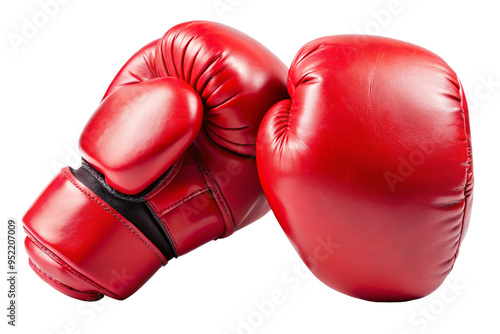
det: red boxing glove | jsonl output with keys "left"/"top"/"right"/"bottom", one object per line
{"left": 257, "top": 35, "right": 473, "bottom": 302}
{"left": 24, "top": 21, "right": 287, "bottom": 301}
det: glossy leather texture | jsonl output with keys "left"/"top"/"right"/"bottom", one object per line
{"left": 257, "top": 35, "right": 473, "bottom": 302}
{"left": 24, "top": 169, "right": 167, "bottom": 300}
{"left": 80, "top": 77, "right": 203, "bottom": 195}
{"left": 24, "top": 21, "right": 288, "bottom": 301}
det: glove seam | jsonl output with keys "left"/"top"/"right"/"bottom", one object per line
{"left": 29, "top": 259, "right": 99, "bottom": 297}
{"left": 155, "top": 187, "right": 211, "bottom": 218}
{"left": 450, "top": 83, "right": 473, "bottom": 265}
{"left": 25, "top": 229, "right": 123, "bottom": 300}
{"left": 287, "top": 76, "right": 295, "bottom": 132}
{"left": 147, "top": 199, "right": 179, "bottom": 255}
{"left": 189, "top": 147, "right": 235, "bottom": 234}
{"left": 80, "top": 154, "right": 184, "bottom": 203}
{"left": 146, "top": 153, "right": 186, "bottom": 200}
{"left": 62, "top": 168, "right": 166, "bottom": 266}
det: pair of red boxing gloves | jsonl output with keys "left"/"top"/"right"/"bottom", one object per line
{"left": 24, "top": 21, "right": 473, "bottom": 302}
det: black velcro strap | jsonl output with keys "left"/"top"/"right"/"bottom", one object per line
{"left": 70, "top": 159, "right": 176, "bottom": 261}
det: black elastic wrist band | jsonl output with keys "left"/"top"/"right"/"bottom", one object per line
{"left": 71, "top": 159, "right": 176, "bottom": 261}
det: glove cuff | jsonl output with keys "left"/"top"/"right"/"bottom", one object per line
{"left": 23, "top": 167, "right": 167, "bottom": 300}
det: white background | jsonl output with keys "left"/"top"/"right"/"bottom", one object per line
{"left": 1, "top": 0, "right": 499, "bottom": 333}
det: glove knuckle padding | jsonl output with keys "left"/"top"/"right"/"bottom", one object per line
{"left": 80, "top": 77, "right": 203, "bottom": 195}
{"left": 257, "top": 35, "right": 473, "bottom": 302}
{"left": 24, "top": 21, "right": 287, "bottom": 301}
{"left": 108, "top": 21, "right": 288, "bottom": 157}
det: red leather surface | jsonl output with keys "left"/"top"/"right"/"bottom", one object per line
{"left": 80, "top": 77, "right": 203, "bottom": 195}
{"left": 257, "top": 35, "right": 473, "bottom": 302}
{"left": 193, "top": 128, "right": 270, "bottom": 235}
{"left": 147, "top": 149, "right": 226, "bottom": 256}
{"left": 102, "top": 21, "right": 287, "bottom": 246}
{"left": 24, "top": 168, "right": 166, "bottom": 300}
{"left": 105, "top": 22, "right": 288, "bottom": 157}
{"left": 24, "top": 21, "right": 287, "bottom": 300}
{"left": 25, "top": 237, "right": 104, "bottom": 301}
